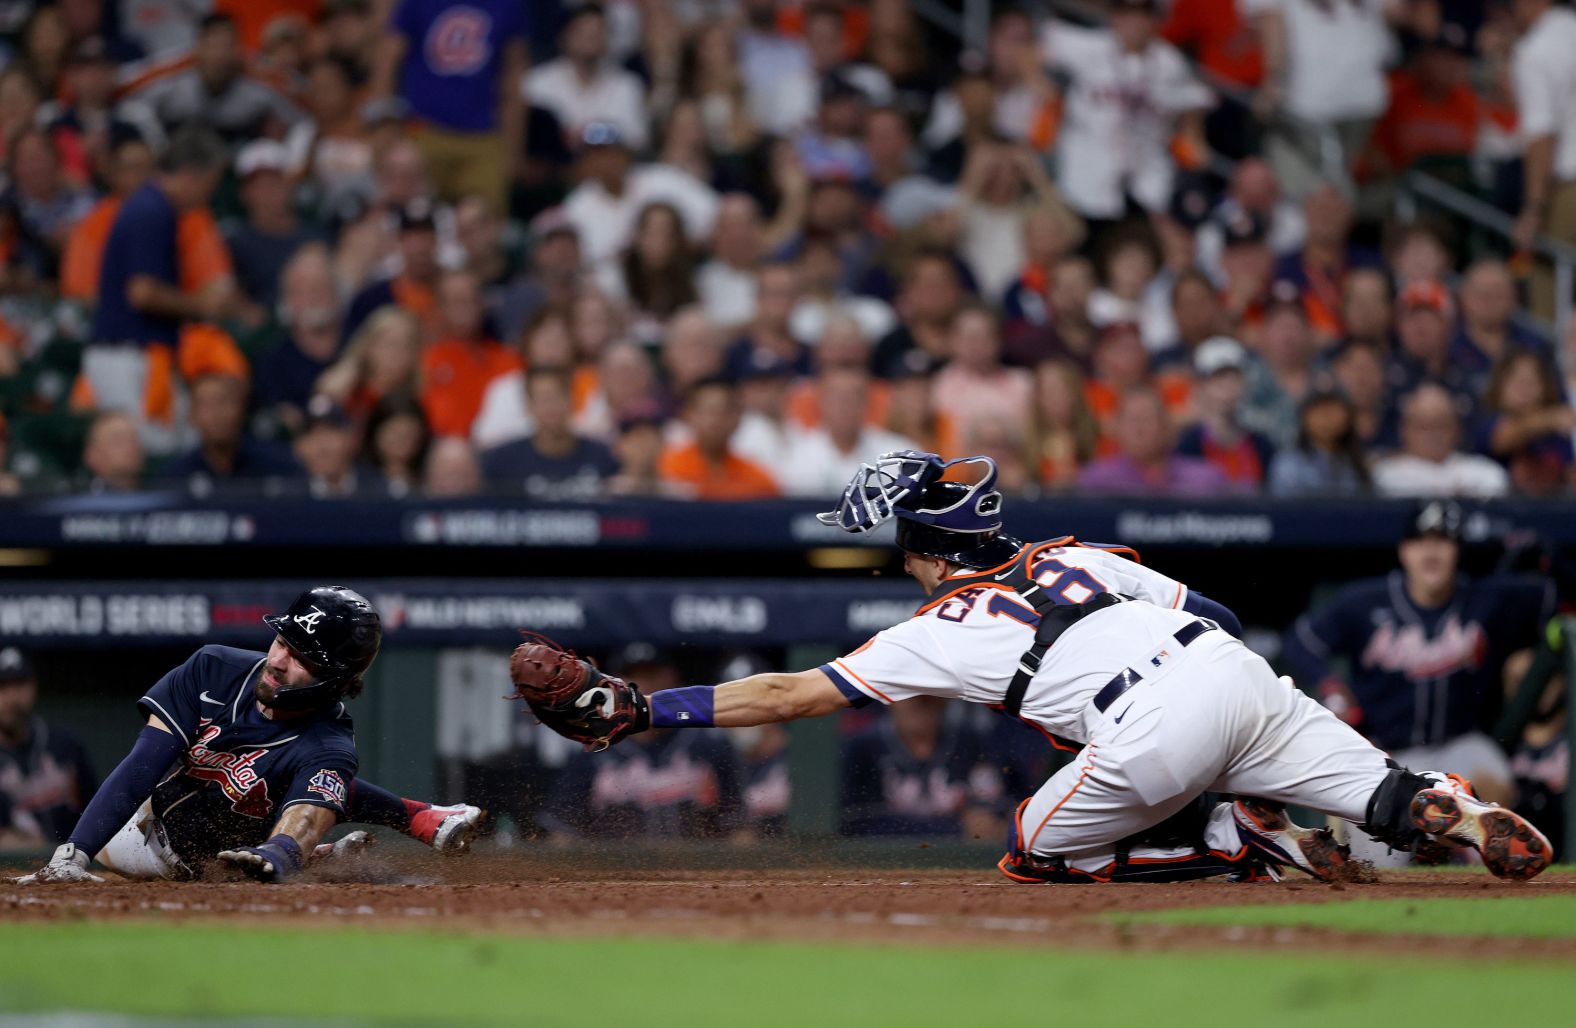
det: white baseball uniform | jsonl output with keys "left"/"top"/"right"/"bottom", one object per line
{"left": 820, "top": 545, "right": 1392, "bottom": 867}
{"left": 1039, "top": 21, "right": 1212, "bottom": 219}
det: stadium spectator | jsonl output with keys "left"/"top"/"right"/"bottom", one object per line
{"left": 1362, "top": 23, "right": 1479, "bottom": 182}
{"left": 1267, "top": 388, "right": 1372, "bottom": 497}
{"left": 1162, "top": 0, "right": 1264, "bottom": 156}
{"left": 546, "top": 648, "right": 745, "bottom": 840}
{"left": 781, "top": 368, "right": 916, "bottom": 497}
{"left": 363, "top": 392, "right": 429, "bottom": 500}
{"left": 224, "top": 140, "right": 323, "bottom": 308}
{"left": 316, "top": 305, "right": 424, "bottom": 423}
{"left": 160, "top": 373, "right": 298, "bottom": 495}
{"left": 0, "top": 416, "right": 18, "bottom": 495}
{"left": 660, "top": 306, "right": 727, "bottom": 403}
{"left": 1476, "top": 350, "right": 1576, "bottom": 498}
{"left": 343, "top": 200, "right": 443, "bottom": 341}
{"left": 293, "top": 394, "right": 378, "bottom": 498}
{"left": 524, "top": 4, "right": 649, "bottom": 152}
{"left": 255, "top": 245, "right": 343, "bottom": 433}
{"left": 724, "top": 262, "right": 810, "bottom": 381}
{"left": 1272, "top": 184, "right": 1382, "bottom": 343}
{"left": 1453, "top": 259, "right": 1554, "bottom": 395}
{"left": 1176, "top": 337, "right": 1276, "bottom": 488}
{"left": 1216, "top": 209, "right": 1276, "bottom": 336}
{"left": 1195, "top": 157, "right": 1306, "bottom": 278}
{"left": 1032, "top": 359, "right": 1099, "bottom": 490}
{"left": 840, "top": 696, "right": 1003, "bottom": 839}
{"left": 1241, "top": 284, "right": 1318, "bottom": 449}
{"left": 1340, "top": 266, "right": 1395, "bottom": 351}
{"left": 378, "top": 0, "right": 527, "bottom": 210}
{"left": 1253, "top": 0, "right": 1393, "bottom": 194}
{"left": 79, "top": 411, "right": 147, "bottom": 492}
{"left": 1088, "top": 233, "right": 1174, "bottom": 354}
{"left": 956, "top": 143, "right": 1064, "bottom": 303}
{"left": 420, "top": 268, "right": 523, "bottom": 438}
{"left": 421, "top": 435, "right": 483, "bottom": 497}
{"left": 658, "top": 378, "right": 779, "bottom": 500}
{"left": 281, "top": 55, "right": 376, "bottom": 218}
{"left": 0, "top": 127, "right": 95, "bottom": 286}
{"left": 1388, "top": 222, "right": 1453, "bottom": 287}
{"left": 561, "top": 122, "right": 719, "bottom": 271}
{"left": 682, "top": 21, "right": 760, "bottom": 157}
{"left": 788, "top": 237, "right": 895, "bottom": 347}
{"left": 60, "top": 135, "right": 155, "bottom": 302}
{"left": 494, "top": 211, "right": 582, "bottom": 344}
{"left": 1079, "top": 385, "right": 1238, "bottom": 497}
{"left": 872, "top": 252, "right": 964, "bottom": 379}
{"left": 606, "top": 408, "right": 671, "bottom": 498}
{"left": 0, "top": 648, "right": 96, "bottom": 848}
{"left": 1373, "top": 383, "right": 1510, "bottom": 498}
{"left": 617, "top": 203, "right": 699, "bottom": 341}
{"left": 1390, "top": 279, "right": 1478, "bottom": 418}
{"left": 480, "top": 367, "right": 617, "bottom": 501}
{"left": 930, "top": 305, "right": 1032, "bottom": 448}
{"left": 134, "top": 14, "right": 302, "bottom": 144}
{"left": 1039, "top": 2, "right": 1211, "bottom": 225}
{"left": 732, "top": 353, "right": 803, "bottom": 478}
{"left": 735, "top": 0, "right": 817, "bottom": 137}
{"left": 1510, "top": 0, "right": 1576, "bottom": 318}
{"left": 696, "top": 193, "right": 766, "bottom": 332}
{"left": 1331, "top": 336, "right": 1394, "bottom": 448}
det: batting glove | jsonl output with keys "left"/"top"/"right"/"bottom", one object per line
{"left": 217, "top": 835, "right": 304, "bottom": 883}
{"left": 12, "top": 843, "right": 105, "bottom": 884}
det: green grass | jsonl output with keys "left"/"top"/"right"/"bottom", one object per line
{"left": 1, "top": 920, "right": 1573, "bottom": 1026}
{"left": 1118, "top": 895, "right": 1576, "bottom": 939}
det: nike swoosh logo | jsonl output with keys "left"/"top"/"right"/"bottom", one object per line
{"left": 199, "top": 691, "right": 224, "bottom": 704}
{"left": 1113, "top": 702, "right": 1135, "bottom": 724}
{"left": 994, "top": 569, "right": 1015, "bottom": 580}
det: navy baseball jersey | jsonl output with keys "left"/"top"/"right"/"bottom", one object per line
{"left": 0, "top": 718, "right": 97, "bottom": 844}
{"left": 393, "top": 0, "right": 529, "bottom": 132}
{"left": 840, "top": 718, "right": 1004, "bottom": 837}
{"left": 544, "top": 730, "right": 743, "bottom": 840}
{"left": 137, "top": 645, "right": 357, "bottom": 862}
{"left": 1284, "top": 573, "right": 1555, "bottom": 752}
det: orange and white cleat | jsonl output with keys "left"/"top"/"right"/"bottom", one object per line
{"left": 1232, "top": 798, "right": 1353, "bottom": 883}
{"left": 410, "top": 804, "right": 485, "bottom": 854}
{"left": 1410, "top": 780, "right": 1550, "bottom": 882}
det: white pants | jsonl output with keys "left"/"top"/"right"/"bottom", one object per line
{"left": 94, "top": 801, "right": 191, "bottom": 881}
{"left": 1344, "top": 731, "right": 1514, "bottom": 867}
{"left": 1023, "top": 632, "right": 1392, "bottom": 863}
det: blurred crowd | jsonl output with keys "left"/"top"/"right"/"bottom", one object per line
{"left": 0, "top": 0, "right": 1573, "bottom": 501}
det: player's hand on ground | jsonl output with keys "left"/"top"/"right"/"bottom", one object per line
{"left": 216, "top": 845, "right": 291, "bottom": 883}
{"left": 12, "top": 843, "right": 105, "bottom": 884}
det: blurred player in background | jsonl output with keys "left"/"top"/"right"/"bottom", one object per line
{"left": 541, "top": 646, "right": 746, "bottom": 841}
{"left": 840, "top": 694, "right": 1005, "bottom": 839}
{"left": 15, "top": 587, "right": 482, "bottom": 884}
{"left": 1283, "top": 500, "right": 1564, "bottom": 865}
{"left": 0, "top": 648, "right": 96, "bottom": 848}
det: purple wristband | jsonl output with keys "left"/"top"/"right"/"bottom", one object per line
{"left": 649, "top": 686, "right": 716, "bottom": 728}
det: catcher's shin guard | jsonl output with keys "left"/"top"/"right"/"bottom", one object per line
{"left": 997, "top": 798, "right": 1255, "bottom": 884}
{"left": 1360, "top": 763, "right": 1437, "bottom": 853}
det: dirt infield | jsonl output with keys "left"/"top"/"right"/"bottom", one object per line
{"left": 4, "top": 854, "right": 1575, "bottom": 960}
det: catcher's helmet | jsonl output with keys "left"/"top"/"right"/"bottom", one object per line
{"left": 261, "top": 586, "right": 381, "bottom": 711}
{"left": 818, "top": 450, "right": 1021, "bottom": 569}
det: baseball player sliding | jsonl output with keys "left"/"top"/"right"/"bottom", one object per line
{"left": 510, "top": 451, "right": 1552, "bottom": 883}
{"left": 15, "top": 586, "right": 482, "bottom": 885}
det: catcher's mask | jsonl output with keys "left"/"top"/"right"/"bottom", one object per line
{"left": 261, "top": 586, "right": 381, "bottom": 711}
{"left": 818, "top": 450, "right": 1021, "bottom": 570}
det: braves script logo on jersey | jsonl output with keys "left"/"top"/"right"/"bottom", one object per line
{"left": 185, "top": 721, "right": 272, "bottom": 818}
{"left": 424, "top": 6, "right": 492, "bottom": 76}
{"left": 1360, "top": 616, "right": 1488, "bottom": 680}
{"left": 307, "top": 769, "right": 347, "bottom": 808}
{"left": 294, "top": 606, "right": 327, "bottom": 634}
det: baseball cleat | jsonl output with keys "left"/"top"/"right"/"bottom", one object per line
{"left": 410, "top": 804, "right": 485, "bottom": 854}
{"left": 1232, "top": 798, "right": 1353, "bottom": 883}
{"left": 311, "top": 830, "right": 374, "bottom": 862}
{"left": 1409, "top": 786, "right": 1550, "bottom": 881}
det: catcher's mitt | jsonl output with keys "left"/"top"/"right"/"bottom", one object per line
{"left": 509, "top": 634, "right": 649, "bottom": 751}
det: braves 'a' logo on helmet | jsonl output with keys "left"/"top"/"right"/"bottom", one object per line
{"left": 293, "top": 607, "right": 328, "bottom": 634}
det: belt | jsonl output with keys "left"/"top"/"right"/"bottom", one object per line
{"left": 1092, "top": 619, "right": 1216, "bottom": 714}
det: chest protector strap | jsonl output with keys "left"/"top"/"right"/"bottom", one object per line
{"left": 942, "top": 539, "right": 1135, "bottom": 720}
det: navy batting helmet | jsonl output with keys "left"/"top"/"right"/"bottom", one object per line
{"left": 261, "top": 586, "right": 381, "bottom": 711}
{"left": 1404, "top": 500, "right": 1463, "bottom": 542}
{"left": 818, "top": 451, "right": 1021, "bottom": 569}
